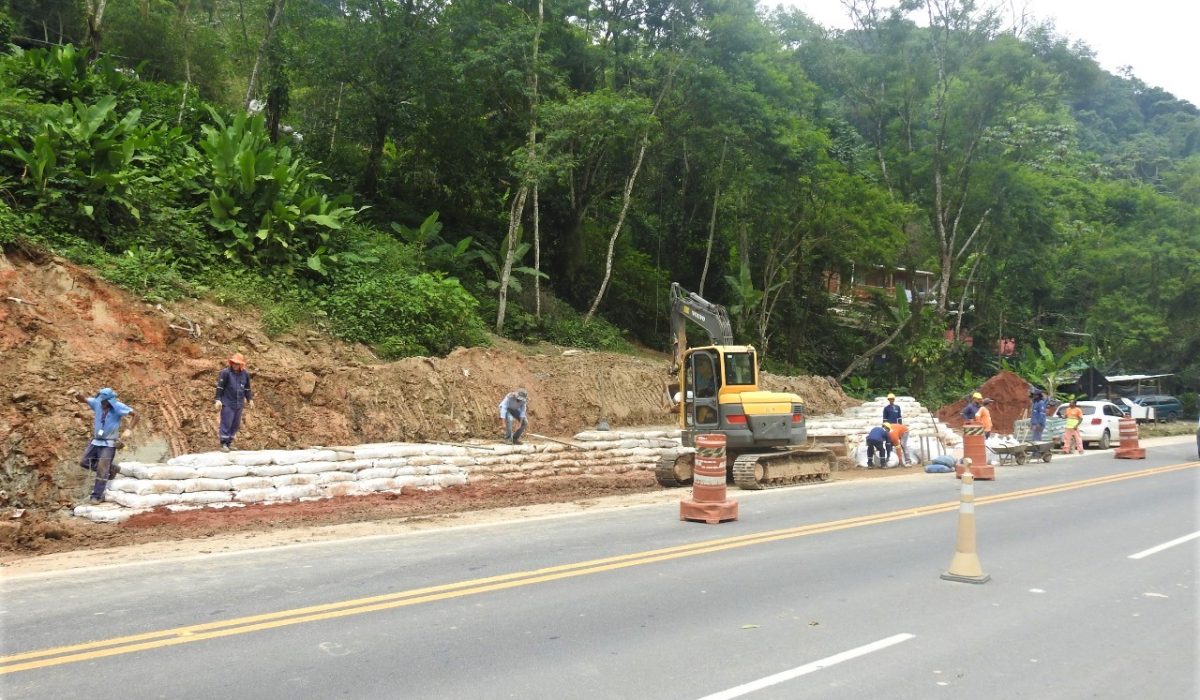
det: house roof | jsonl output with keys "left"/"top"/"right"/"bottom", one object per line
{"left": 1105, "top": 373, "right": 1175, "bottom": 382}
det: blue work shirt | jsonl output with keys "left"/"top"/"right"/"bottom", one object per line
{"left": 1030, "top": 399, "right": 1047, "bottom": 427}
{"left": 866, "top": 426, "right": 890, "bottom": 443}
{"left": 215, "top": 367, "right": 253, "bottom": 406}
{"left": 499, "top": 393, "right": 528, "bottom": 420}
{"left": 883, "top": 403, "right": 902, "bottom": 424}
{"left": 87, "top": 397, "right": 133, "bottom": 447}
{"left": 961, "top": 402, "right": 979, "bottom": 421}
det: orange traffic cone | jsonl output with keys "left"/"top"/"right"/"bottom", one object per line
{"left": 941, "top": 459, "right": 990, "bottom": 584}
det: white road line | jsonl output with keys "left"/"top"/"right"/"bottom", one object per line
{"left": 1128, "top": 531, "right": 1200, "bottom": 560}
{"left": 695, "top": 633, "right": 916, "bottom": 700}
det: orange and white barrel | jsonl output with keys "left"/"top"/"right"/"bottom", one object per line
{"left": 679, "top": 433, "right": 738, "bottom": 524}
{"left": 958, "top": 421, "right": 994, "bottom": 480}
{"left": 1115, "top": 417, "right": 1146, "bottom": 459}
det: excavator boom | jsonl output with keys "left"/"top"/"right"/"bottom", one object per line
{"left": 670, "top": 282, "right": 734, "bottom": 372}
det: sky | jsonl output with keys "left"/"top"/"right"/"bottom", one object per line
{"left": 771, "top": 0, "right": 1199, "bottom": 107}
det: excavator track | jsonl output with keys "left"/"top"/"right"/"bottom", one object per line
{"left": 654, "top": 451, "right": 695, "bottom": 487}
{"left": 731, "top": 448, "right": 832, "bottom": 490}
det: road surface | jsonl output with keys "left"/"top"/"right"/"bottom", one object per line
{"left": 2, "top": 439, "right": 1197, "bottom": 698}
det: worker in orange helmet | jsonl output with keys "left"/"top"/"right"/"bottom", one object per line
{"left": 214, "top": 352, "right": 254, "bottom": 452}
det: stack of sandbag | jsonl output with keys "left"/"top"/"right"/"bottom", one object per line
{"left": 73, "top": 429, "right": 685, "bottom": 523}
{"left": 810, "top": 396, "right": 961, "bottom": 465}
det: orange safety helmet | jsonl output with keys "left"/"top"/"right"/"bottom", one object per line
{"left": 228, "top": 352, "right": 247, "bottom": 368}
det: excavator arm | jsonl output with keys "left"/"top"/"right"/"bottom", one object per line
{"left": 669, "top": 282, "right": 734, "bottom": 373}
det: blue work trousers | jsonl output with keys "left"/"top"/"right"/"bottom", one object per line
{"left": 80, "top": 443, "right": 117, "bottom": 499}
{"left": 866, "top": 439, "right": 887, "bottom": 467}
{"left": 220, "top": 402, "right": 245, "bottom": 446}
{"left": 503, "top": 410, "right": 527, "bottom": 444}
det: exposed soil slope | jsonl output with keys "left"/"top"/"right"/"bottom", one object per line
{"left": 0, "top": 249, "right": 858, "bottom": 554}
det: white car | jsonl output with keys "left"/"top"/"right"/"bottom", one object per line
{"left": 1057, "top": 400, "right": 1126, "bottom": 450}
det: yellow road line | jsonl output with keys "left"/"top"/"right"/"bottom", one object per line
{"left": 3, "top": 462, "right": 1195, "bottom": 675}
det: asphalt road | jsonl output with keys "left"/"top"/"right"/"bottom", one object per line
{"left": 2, "top": 440, "right": 1197, "bottom": 699}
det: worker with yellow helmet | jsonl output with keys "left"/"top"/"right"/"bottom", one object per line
{"left": 883, "top": 392, "right": 902, "bottom": 424}
{"left": 961, "top": 391, "right": 984, "bottom": 421}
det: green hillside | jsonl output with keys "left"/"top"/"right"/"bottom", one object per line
{"left": 2, "top": 0, "right": 1197, "bottom": 407}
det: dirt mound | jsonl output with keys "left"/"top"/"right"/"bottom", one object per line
{"left": 936, "top": 370, "right": 1032, "bottom": 433}
{"left": 0, "top": 249, "right": 857, "bottom": 553}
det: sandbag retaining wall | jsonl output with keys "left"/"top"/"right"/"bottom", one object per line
{"left": 72, "top": 429, "right": 686, "bottom": 523}
{"left": 807, "top": 396, "right": 963, "bottom": 461}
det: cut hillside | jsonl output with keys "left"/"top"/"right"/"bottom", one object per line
{"left": 0, "top": 249, "right": 859, "bottom": 553}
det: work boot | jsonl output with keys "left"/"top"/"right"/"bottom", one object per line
{"left": 220, "top": 444, "right": 231, "bottom": 453}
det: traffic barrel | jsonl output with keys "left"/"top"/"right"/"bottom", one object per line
{"left": 957, "top": 420, "right": 993, "bottom": 480}
{"left": 679, "top": 433, "right": 738, "bottom": 524}
{"left": 1114, "top": 417, "right": 1146, "bottom": 459}
{"left": 941, "top": 460, "right": 990, "bottom": 584}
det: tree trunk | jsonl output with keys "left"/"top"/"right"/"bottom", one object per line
{"left": 495, "top": 186, "right": 530, "bottom": 333}
{"left": 329, "top": 82, "right": 344, "bottom": 152}
{"left": 84, "top": 0, "right": 110, "bottom": 62}
{"left": 361, "top": 110, "right": 389, "bottom": 197}
{"left": 531, "top": 0, "right": 544, "bottom": 319}
{"left": 698, "top": 137, "right": 728, "bottom": 296}
{"left": 836, "top": 314, "right": 915, "bottom": 382}
{"left": 584, "top": 134, "right": 648, "bottom": 324}
{"left": 244, "top": 0, "right": 288, "bottom": 110}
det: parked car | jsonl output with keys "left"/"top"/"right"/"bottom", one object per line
{"left": 1124, "top": 394, "right": 1184, "bottom": 422}
{"left": 1195, "top": 415, "right": 1199, "bottom": 460}
{"left": 1057, "top": 400, "right": 1126, "bottom": 450}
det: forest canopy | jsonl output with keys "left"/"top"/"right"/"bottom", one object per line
{"left": 2, "top": 0, "right": 1197, "bottom": 405}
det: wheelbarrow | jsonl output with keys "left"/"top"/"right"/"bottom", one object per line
{"left": 991, "top": 442, "right": 1033, "bottom": 465}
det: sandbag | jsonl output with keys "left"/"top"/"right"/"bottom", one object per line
{"left": 107, "top": 478, "right": 187, "bottom": 495}
{"left": 166, "top": 453, "right": 233, "bottom": 469}
{"left": 356, "top": 467, "right": 399, "bottom": 480}
{"left": 316, "top": 471, "right": 357, "bottom": 484}
{"left": 248, "top": 464, "right": 297, "bottom": 477}
{"left": 931, "top": 455, "right": 958, "bottom": 468}
{"left": 178, "top": 491, "right": 234, "bottom": 505}
{"left": 194, "top": 465, "right": 250, "bottom": 480}
{"left": 925, "top": 463, "right": 954, "bottom": 473}
{"left": 73, "top": 504, "right": 141, "bottom": 523}
{"left": 181, "top": 478, "right": 233, "bottom": 493}
{"left": 296, "top": 460, "right": 351, "bottom": 474}
{"left": 271, "top": 474, "right": 318, "bottom": 487}
{"left": 227, "top": 452, "right": 275, "bottom": 466}
{"left": 107, "top": 491, "right": 182, "bottom": 509}
{"left": 357, "top": 477, "right": 400, "bottom": 492}
{"left": 141, "top": 466, "right": 199, "bottom": 481}
{"left": 229, "top": 476, "right": 274, "bottom": 490}
{"left": 271, "top": 484, "right": 321, "bottom": 501}
{"left": 234, "top": 488, "right": 274, "bottom": 503}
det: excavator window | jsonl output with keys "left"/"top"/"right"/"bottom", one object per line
{"left": 693, "top": 353, "right": 718, "bottom": 398}
{"left": 724, "top": 352, "right": 755, "bottom": 387}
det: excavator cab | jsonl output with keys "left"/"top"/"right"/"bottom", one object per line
{"left": 678, "top": 345, "right": 804, "bottom": 449}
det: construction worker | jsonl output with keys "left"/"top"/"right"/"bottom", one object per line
{"left": 1062, "top": 398, "right": 1085, "bottom": 454}
{"left": 499, "top": 388, "right": 529, "bottom": 444}
{"left": 961, "top": 392, "right": 983, "bottom": 421}
{"left": 1029, "top": 390, "right": 1048, "bottom": 442}
{"left": 977, "top": 398, "right": 995, "bottom": 438}
{"left": 214, "top": 352, "right": 253, "bottom": 452}
{"left": 865, "top": 423, "right": 891, "bottom": 469}
{"left": 885, "top": 422, "right": 911, "bottom": 466}
{"left": 882, "top": 393, "right": 902, "bottom": 424}
{"left": 73, "top": 387, "right": 139, "bottom": 503}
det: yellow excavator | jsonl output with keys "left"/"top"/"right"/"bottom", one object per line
{"left": 656, "top": 282, "right": 832, "bottom": 489}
